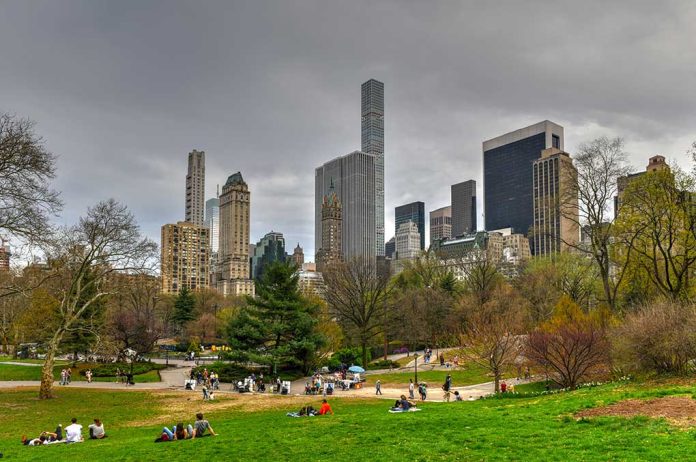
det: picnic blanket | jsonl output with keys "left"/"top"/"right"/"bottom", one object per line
{"left": 388, "top": 407, "right": 422, "bottom": 414}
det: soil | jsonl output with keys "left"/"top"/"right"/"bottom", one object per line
{"left": 576, "top": 396, "right": 696, "bottom": 427}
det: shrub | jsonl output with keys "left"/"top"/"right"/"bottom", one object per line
{"left": 80, "top": 362, "right": 165, "bottom": 377}
{"left": 367, "top": 359, "right": 400, "bottom": 370}
{"left": 612, "top": 301, "right": 696, "bottom": 375}
{"left": 332, "top": 347, "right": 370, "bottom": 367}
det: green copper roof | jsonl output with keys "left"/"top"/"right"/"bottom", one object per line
{"left": 225, "top": 171, "right": 245, "bottom": 186}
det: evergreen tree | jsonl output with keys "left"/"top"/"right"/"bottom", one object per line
{"left": 173, "top": 287, "right": 196, "bottom": 329}
{"left": 227, "top": 261, "right": 324, "bottom": 373}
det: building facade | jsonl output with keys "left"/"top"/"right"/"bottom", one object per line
{"left": 316, "top": 182, "right": 343, "bottom": 273}
{"left": 292, "top": 243, "right": 305, "bottom": 268}
{"left": 160, "top": 221, "right": 210, "bottom": 294}
{"left": 532, "top": 148, "right": 580, "bottom": 255}
{"left": 217, "top": 172, "right": 254, "bottom": 296}
{"left": 315, "top": 151, "right": 375, "bottom": 261}
{"left": 395, "top": 221, "right": 421, "bottom": 260}
{"left": 205, "top": 197, "right": 220, "bottom": 253}
{"left": 483, "top": 120, "right": 564, "bottom": 235}
{"left": 451, "top": 180, "right": 476, "bottom": 237}
{"left": 185, "top": 150, "right": 205, "bottom": 226}
{"left": 395, "top": 201, "right": 425, "bottom": 250}
{"left": 615, "top": 155, "right": 670, "bottom": 218}
{"left": 429, "top": 206, "right": 452, "bottom": 246}
{"left": 361, "top": 78, "right": 385, "bottom": 257}
{"left": 385, "top": 236, "right": 395, "bottom": 259}
{"left": 251, "top": 231, "right": 286, "bottom": 280}
{"left": 0, "top": 239, "right": 10, "bottom": 272}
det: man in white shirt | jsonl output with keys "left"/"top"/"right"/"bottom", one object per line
{"left": 65, "top": 418, "right": 83, "bottom": 443}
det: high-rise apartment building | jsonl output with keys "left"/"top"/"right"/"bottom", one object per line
{"left": 316, "top": 182, "right": 343, "bottom": 273}
{"left": 251, "top": 231, "right": 286, "bottom": 280}
{"left": 315, "top": 152, "right": 375, "bottom": 261}
{"left": 430, "top": 206, "right": 452, "bottom": 246}
{"left": 451, "top": 181, "right": 476, "bottom": 237}
{"left": 483, "top": 120, "right": 564, "bottom": 235}
{"left": 217, "top": 172, "right": 254, "bottom": 296}
{"left": 185, "top": 150, "right": 205, "bottom": 226}
{"left": 0, "top": 239, "right": 10, "bottom": 272}
{"left": 205, "top": 197, "right": 220, "bottom": 253}
{"left": 395, "top": 202, "right": 425, "bottom": 250}
{"left": 292, "top": 244, "right": 305, "bottom": 267}
{"left": 160, "top": 221, "right": 210, "bottom": 294}
{"left": 532, "top": 148, "right": 579, "bottom": 255}
{"left": 361, "top": 79, "right": 385, "bottom": 257}
{"left": 395, "top": 221, "right": 421, "bottom": 260}
{"left": 615, "top": 155, "right": 670, "bottom": 217}
{"left": 385, "top": 237, "right": 395, "bottom": 259}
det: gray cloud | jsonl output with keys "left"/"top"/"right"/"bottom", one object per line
{"left": 0, "top": 0, "right": 694, "bottom": 257}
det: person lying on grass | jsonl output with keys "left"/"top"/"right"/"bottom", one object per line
{"left": 22, "top": 426, "right": 62, "bottom": 446}
{"left": 391, "top": 395, "right": 417, "bottom": 412}
{"left": 161, "top": 422, "right": 194, "bottom": 441}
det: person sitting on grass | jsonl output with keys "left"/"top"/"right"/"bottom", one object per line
{"left": 88, "top": 419, "right": 106, "bottom": 439}
{"left": 65, "top": 418, "right": 83, "bottom": 443}
{"left": 390, "top": 395, "right": 416, "bottom": 412}
{"left": 318, "top": 399, "right": 333, "bottom": 415}
{"left": 453, "top": 391, "right": 463, "bottom": 401}
{"left": 192, "top": 413, "right": 217, "bottom": 438}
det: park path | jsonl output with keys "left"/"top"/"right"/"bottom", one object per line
{"left": 0, "top": 361, "right": 42, "bottom": 367}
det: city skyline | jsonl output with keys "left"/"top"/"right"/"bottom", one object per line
{"left": 1, "top": 2, "right": 695, "bottom": 260}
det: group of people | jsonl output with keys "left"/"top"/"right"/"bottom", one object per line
{"left": 59, "top": 368, "right": 72, "bottom": 385}
{"left": 156, "top": 413, "right": 217, "bottom": 442}
{"left": 115, "top": 368, "right": 135, "bottom": 386}
{"left": 287, "top": 399, "right": 334, "bottom": 417}
{"left": 22, "top": 418, "right": 106, "bottom": 446}
{"left": 191, "top": 368, "right": 220, "bottom": 390}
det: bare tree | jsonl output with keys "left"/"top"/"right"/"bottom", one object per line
{"left": 457, "top": 250, "right": 501, "bottom": 306}
{"left": 38, "top": 200, "right": 157, "bottom": 399}
{"left": 0, "top": 114, "right": 62, "bottom": 243}
{"left": 526, "top": 297, "right": 609, "bottom": 389}
{"left": 461, "top": 284, "right": 526, "bottom": 392}
{"left": 323, "top": 257, "right": 391, "bottom": 368}
{"left": 561, "top": 137, "right": 632, "bottom": 310}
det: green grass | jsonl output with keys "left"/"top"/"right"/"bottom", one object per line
{"left": 0, "top": 364, "right": 162, "bottom": 383}
{"left": 2, "top": 380, "right": 696, "bottom": 461}
{"left": 366, "top": 364, "right": 495, "bottom": 387}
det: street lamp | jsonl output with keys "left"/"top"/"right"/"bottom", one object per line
{"left": 414, "top": 353, "right": 419, "bottom": 384}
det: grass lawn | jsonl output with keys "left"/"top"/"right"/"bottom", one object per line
{"left": 2, "top": 380, "right": 696, "bottom": 461}
{"left": 0, "top": 364, "right": 162, "bottom": 383}
{"left": 366, "top": 363, "right": 496, "bottom": 388}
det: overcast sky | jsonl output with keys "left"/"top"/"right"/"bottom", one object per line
{"left": 1, "top": 1, "right": 695, "bottom": 259}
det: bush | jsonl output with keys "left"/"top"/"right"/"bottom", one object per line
{"left": 89, "top": 362, "right": 166, "bottom": 377}
{"left": 367, "top": 359, "right": 400, "bottom": 370}
{"left": 192, "top": 362, "right": 304, "bottom": 382}
{"left": 332, "top": 347, "right": 370, "bottom": 367}
{"left": 612, "top": 301, "right": 696, "bottom": 375}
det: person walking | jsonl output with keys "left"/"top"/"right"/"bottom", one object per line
{"left": 375, "top": 379, "right": 382, "bottom": 395}
{"left": 408, "top": 379, "right": 415, "bottom": 400}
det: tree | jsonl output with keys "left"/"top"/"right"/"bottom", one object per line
{"left": 615, "top": 167, "right": 696, "bottom": 301}
{"left": 172, "top": 287, "right": 196, "bottom": 330}
{"left": 323, "top": 257, "right": 392, "bottom": 369}
{"left": 60, "top": 268, "right": 106, "bottom": 364}
{"left": 0, "top": 114, "right": 62, "bottom": 244}
{"left": 526, "top": 296, "right": 610, "bottom": 389}
{"left": 38, "top": 199, "right": 157, "bottom": 399}
{"left": 459, "top": 250, "right": 502, "bottom": 306}
{"left": 561, "top": 137, "right": 632, "bottom": 310}
{"left": 461, "top": 283, "right": 526, "bottom": 393}
{"left": 227, "top": 261, "right": 324, "bottom": 374}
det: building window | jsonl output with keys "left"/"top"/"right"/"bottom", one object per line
{"left": 552, "top": 134, "right": 560, "bottom": 149}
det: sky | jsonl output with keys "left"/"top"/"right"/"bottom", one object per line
{"left": 1, "top": 0, "right": 695, "bottom": 259}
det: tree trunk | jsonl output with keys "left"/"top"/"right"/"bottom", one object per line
{"left": 494, "top": 370, "right": 500, "bottom": 393}
{"left": 361, "top": 342, "right": 368, "bottom": 370}
{"left": 39, "top": 329, "right": 64, "bottom": 399}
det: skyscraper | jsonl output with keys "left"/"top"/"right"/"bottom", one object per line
{"left": 251, "top": 231, "right": 286, "bottom": 280}
{"left": 160, "top": 222, "right": 210, "bottom": 294}
{"left": 361, "top": 79, "right": 385, "bottom": 257}
{"left": 451, "top": 180, "right": 477, "bottom": 237}
{"left": 429, "top": 206, "right": 452, "bottom": 245}
{"left": 205, "top": 196, "right": 220, "bottom": 253}
{"left": 315, "top": 151, "right": 375, "bottom": 261}
{"left": 395, "top": 202, "right": 425, "bottom": 250}
{"left": 483, "top": 120, "right": 564, "bottom": 235}
{"left": 185, "top": 150, "right": 205, "bottom": 226}
{"left": 395, "top": 221, "right": 421, "bottom": 260}
{"left": 217, "top": 172, "right": 254, "bottom": 296}
{"left": 532, "top": 148, "right": 579, "bottom": 255}
{"left": 316, "top": 181, "right": 343, "bottom": 273}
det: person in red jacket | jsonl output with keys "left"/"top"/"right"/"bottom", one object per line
{"left": 318, "top": 399, "right": 333, "bottom": 415}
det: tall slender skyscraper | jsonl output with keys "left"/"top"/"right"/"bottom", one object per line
{"left": 217, "top": 172, "right": 254, "bottom": 296}
{"left": 205, "top": 196, "right": 220, "bottom": 253}
{"left": 315, "top": 152, "right": 375, "bottom": 261}
{"left": 483, "top": 120, "right": 564, "bottom": 235}
{"left": 185, "top": 150, "right": 205, "bottom": 226}
{"left": 361, "top": 79, "right": 385, "bottom": 257}
{"left": 451, "top": 180, "right": 477, "bottom": 237}
{"left": 395, "top": 202, "right": 425, "bottom": 250}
